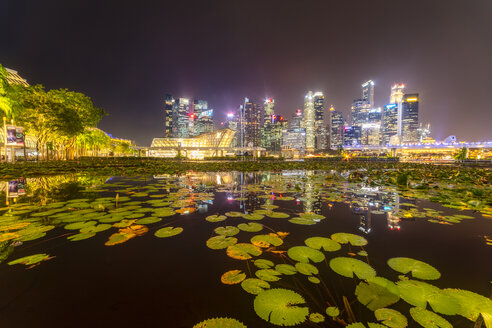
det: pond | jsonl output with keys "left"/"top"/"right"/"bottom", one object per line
{"left": 0, "top": 171, "right": 491, "bottom": 328}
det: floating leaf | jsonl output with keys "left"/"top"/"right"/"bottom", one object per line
{"left": 275, "top": 264, "right": 297, "bottom": 275}
{"left": 8, "top": 253, "right": 51, "bottom": 266}
{"left": 331, "top": 232, "right": 368, "bottom": 246}
{"left": 374, "top": 308, "right": 408, "bottom": 328}
{"left": 254, "top": 259, "right": 274, "bottom": 269}
{"left": 68, "top": 232, "right": 96, "bottom": 241}
{"left": 356, "top": 277, "right": 400, "bottom": 311}
{"left": 80, "top": 223, "right": 112, "bottom": 233}
{"left": 308, "top": 276, "right": 320, "bottom": 284}
{"left": 305, "top": 237, "right": 341, "bottom": 252}
{"left": 135, "top": 217, "right": 162, "bottom": 225}
{"left": 120, "top": 224, "right": 148, "bottom": 236}
{"left": 0, "top": 232, "right": 19, "bottom": 242}
{"left": 154, "top": 226, "right": 183, "bottom": 238}
{"left": 206, "top": 235, "right": 238, "bottom": 250}
{"left": 346, "top": 323, "right": 365, "bottom": 328}
{"left": 295, "top": 262, "right": 319, "bottom": 275}
{"left": 242, "top": 213, "right": 264, "bottom": 221}
{"left": 221, "top": 270, "right": 246, "bottom": 285}
{"left": 358, "top": 250, "right": 368, "bottom": 257}
{"left": 112, "top": 219, "right": 137, "bottom": 228}
{"left": 409, "top": 307, "right": 452, "bottom": 328}
{"left": 443, "top": 288, "right": 492, "bottom": 323}
{"left": 254, "top": 289, "right": 309, "bottom": 326}
{"left": 206, "top": 214, "right": 227, "bottom": 222}
{"left": 287, "top": 246, "right": 325, "bottom": 263}
{"left": 227, "top": 243, "right": 262, "bottom": 260}
{"left": 105, "top": 232, "right": 135, "bottom": 246}
{"left": 388, "top": 257, "right": 441, "bottom": 280}
{"left": 288, "top": 217, "right": 316, "bottom": 225}
{"left": 65, "top": 221, "right": 97, "bottom": 230}
{"left": 256, "top": 269, "right": 282, "bottom": 282}
{"left": 300, "top": 213, "right": 325, "bottom": 220}
{"left": 329, "top": 257, "right": 376, "bottom": 279}
{"left": 266, "top": 212, "right": 290, "bottom": 219}
{"left": 251, "top": 234, "right": 283, "bottom": 248}
{"left": 193, "top": 317, "right": 247, "bottom": 328}
{"left": 241, "top": 278, "right": 270, "bottom": 295}
{"left": 326, "top": 307, "right": 340, "bottom": 317}
{"left": 238, "top": 222, "right": 263, "bottom": 232}
{"left": 225, "top": 211, "right": 243, "bottom": 217}
{"left": 215, "top": 226, "right": 240, "bottom": 236}
{"left": 309, "top": 313, "right": 325, "bottom": 323}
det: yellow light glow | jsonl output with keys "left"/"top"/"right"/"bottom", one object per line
{"left": 405, "top": 98, "right": 418, "bottom": 102}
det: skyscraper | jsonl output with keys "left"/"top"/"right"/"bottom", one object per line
{"left": 193, "top": 100, "right": 213, "bottom": 135}
{"left": 313, "top": 92, "right": 327, "bottom": 150}
{"left": 283, "top": 110, "right": 306, "bottom": 153}
{"left": 401, "top": 94, "right": 419, "bottom": 143}
{"left": 343, "top": 126, "right": 362, "bottom": 146}
{"left": 362, "top": 107, "right": 382, "bottom": 145}
{"left": 351, "top": 80, "right": 374, "bottom": 127}
{"left": 174, "top": 98, "right": 192, "bottom": 138}
{"left": 261, "top": 98, "right": 275, "bottom": 150}
{"left": 361, "top": 80, "right": 375, "bottom": 107}
{"left": 382, "top": 104, "right": 398, "bottom": 145}
{"left": 303, "top": 91, "right": 315, "bottom": 153}
{"left": 243, "top": 98, "right": 262, "bottom": 147}
{"left": 164, "top": 94, "right": 174, "bottom": 137}
{"left": 330, "top": 107, "right": 344, "bottom": 149}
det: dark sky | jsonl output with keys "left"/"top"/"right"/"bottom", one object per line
{"left": 2, "top": 0, "right": 491, "bottom": 145}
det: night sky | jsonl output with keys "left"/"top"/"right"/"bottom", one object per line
{"left": 2, "top": 0, "right": 491, "bottom": 145}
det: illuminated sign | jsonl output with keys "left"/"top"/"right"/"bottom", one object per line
{"left": 405, "top": 97, "right": 418, "bottom": 102}
{"left": 6, "top": 126, "right": 24, "bottom": 146}
{"left": 199, "top": 110, "right": 213, "bottom": 118}
{"left": 386, "top": 104, "right": 397, "bottom": 109}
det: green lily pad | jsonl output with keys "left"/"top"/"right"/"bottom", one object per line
{"left": 225, "top": 211, "right": 243, "bottom": 217}
{"left": 241, "top": 278, "right": 271, "bottom": 295}
{"left": 206, "top": 235, "right": 238, "bottom": 250}
{"left": 68, "top": 232, "right": 96, "bottom": 241}
{"left": 214, "top": 226, "right": 240, "bottom": 236}
{"left": 242, "top": 213, "right": 264, "bottom": 221}
{"left": 308, "top": 276, "right": 321, "bottom": 284}
{"left": 154, "top": 227, "right": 183, "bottom": 238}
{"left": 227, "top": 243, "right": 262, "bottom": 260}
{"left": 112, "top": 219, "right": 137, "bottom": 228}
{"left": 388, "top": 257, "right": 441, "bottom": 280}
{"left": 206, "top": 214, "right": 227, "bottom": 222}
{"left": 254, "top": 289, "right": 309, "bottom": 326}
{"left": 221, "top": 270, "right": 246, "bottom": 285}
{"left": 238, "top": 222, "right": 263, "bottom": 232}
{"left": 254, "top": 259, "right": 274, "bottom": 269}
{"left": 305, "top": 237, "right": 341, "bottom": 252}
{"left": 326, "top": 306, "right": 340, "bottom": 317}
{"left": 409, "top": 307, "right": 452, "bottom": 328}
{"left": 135, "top": 217, "right": 162, "bottom": 225}
{"left": 356, "top": 277, "right": 400, "bottom": 311}
{"left": 309, "top": 312, "right": 325, "bottom": 323}
{"left": 193, "top": 317, "right": 247, "bottom": 328}
{"left": 329, "top": 257, "right": 376, "bottom": 279}
{"left": 358, "top": 250, "right": 368, "bottom": 257}
{"left": 331, "top": 232, "right": 368, "bottom": 246}
{"left": 275, "top": 264, "right": 297, "bottom": 275}
{"left": 8, "top": 253, "right": 51, "bottom": 266}
{"left": 346, "top": 323, "right": 366, "bottom": 328}
{"left": 80, "top": 223, "right": 112, "bottom": 233}
{"left": 289, "top": 217, "right": 316, "bottom": 225}
{"left": 287, "top": 246, "right": 325, "bottom": 263}
{"left": 256, "top": 269, "right": 282, "bottom": 282}
{"left": 295, "top": 262, "right": 319, "bottom": 275}
{"left": 300, "top": 213, "right": 325, "bottom": 220}
{"left": 64, "top": 221, "right": 97, "bottom": 230}
{"left": 443, "top": 288, "right": 492, "bottom": 323}
{"left": 266, "top": 212, "right": 290, "bottom": 218}
{"left": 251, "top": 234, "right": 283, "bottom": 248}
{"left": 374, "top": 308, "right": 408, "bottom": 328}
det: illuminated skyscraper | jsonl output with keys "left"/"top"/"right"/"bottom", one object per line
{"left": 362, "top": 80, "right": 375, "bottom": 107}
{"left": 193, "top": 100, "right": 213, "bottom": 135}
{"left": 351, "top": 80, "right": 374, "bottom": 127}
{"left": 382, "top": 104, "right": 398, "bottom": 144}
{"left": 261, "top": 98, "right": 275, "bottom": 150}
{"left": 164, "top": 94, "right": 174, "bottom": 137}
{"left": 174, "top": 97, "right": 192, "bottom": 138}
{"left": 243, "top": 98, "right": 262, "bottom": 147}
{"left": 390, "top": 84, "right": 405, "bottom": 104}
{"left": 330, "top": 107, "right": 344, "bottom": 149}
{"left": 313, "top": 92, "right": 327, "bottom": 150}
{"left": 282, "top": 110, "right": 306, "bottom": 153}
{"left": 303, "top": 91, "right": 315, "bottom": 153}
{"left": 401, "top": 94, "right": 419, "bottom": 143}
{"left": 362, "top": 107, "right": 382, "bottom": 145}
{"left": 343, "top": 126, "right": 362, "bottom": 146}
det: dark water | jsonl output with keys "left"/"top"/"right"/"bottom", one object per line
{"left": 0, "top": 171, "right": 490, "bottom": 327}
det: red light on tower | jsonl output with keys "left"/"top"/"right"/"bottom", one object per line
{"left": 189, "top": 114, "right": 195, "bottom": 119}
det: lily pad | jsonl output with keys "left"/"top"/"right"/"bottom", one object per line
{"left": 275, "top": 264, "right": 297, "bottom": 275}
{"left": 8, "top": 253, "right": 51, "bottom": 266}
{"left": 309, "top": 313, "right": 325, "bottom": 323}
{"left": 206, "top": 214, "right": 227, "bottom": 222}
{"left": 295, "top": 262, "right": 319, "bottom": 275}
{"left": 288, "top": 217, "right": 316, "bottom": 225}
{"left": 238, "top": 222, "right": 263, "bottom": 232}
{"left": 193, "top": 317, "right": 247, "bottom": 328}
{"left": 215, "top": 226, "right": 240, "bottom": 236}
{"left": 266, "top": 212, "right": 290, "bottom": 219}
{"left": 305, "top": 237, "right": 341, "bottom": 252}
{"left": 241, "top": 278, "right": 271, "bottom": 295}
{"left": 135, "top": 217, "right": 162, "bottom": 225}
{"left": 374, "top": 308, "right": 408, "bottom": 328}
{"left": 308, "top": 276, "right": 321, "bottom": 284}
{"left": 254, "top": 288, "right": 309, "bottom": 326}
{"left": 206, "top": 235, "right": 238, "bottom": 250}
{"left": 80, "top": 223, "right": 112, "bottom": 233}
{"left": 300, "top": 213, "right": 325, "bottom": 220}
{"left": 221, "top": 270, "right": 246, "bottom": 285}
{"left": 388, "top": 257, "right": 441, "bottom": 280}
{"left": 287, "top": 246, "right": 325, "bottom": 263}
{"left": 227, "top": 243, "right": 262, "bottom": 260}
{"left": 154, "top": 227, "right": 183, "bottom": 238}
{"left": 443, "top": 288, "right": 492, "bottom": 323}
{"left": 329, "top": 257, "right": 376, "bottom": 279}
{"left": 64, "top": 221, "right": 97, "bottom": 230}
{"left": 105, "top": 232, "right": 135, "bottom": 246}
{"left": 256, "top": 269, "right": 282, "bottom": 282}
{"left": 254, "top": 259, "right": 274, "bottom": 269}
{"left": 68, "top": 232, "right": 96, "bottom": 241}
{"left": 331, "top": 232, "right": 368, "bottom": 246}
{"left": 409, "top": 307, "right": 452, "bottom": 328}
{"left": 356, "top": 277, "right": 400, "bottom": 311}
{"left": 242, "top": 213, "right": 264, "bottom": 221}
{"left": 251, "top": 234, "right": 283, "bottom": 248}
{"left": 225, "top": 211, "right": 243, "bottom": 217}
{"left": 326, "top": 306, "right": 340, "bottom": 317}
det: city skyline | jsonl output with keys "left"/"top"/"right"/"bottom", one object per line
{"left": 3, "top": 0, "right": 491, "bottom": 145}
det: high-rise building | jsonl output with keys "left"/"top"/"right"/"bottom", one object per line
{"left": 330, "top": 107, "right": 344, "bottom": 149}
{"left": 269, "top": 115, "right": 287, "bottom": 153}
{"left": 164, "top": 94, "right": 174, "bottom": 137}
{"left": 313, "top": 92, "right": 327, "bottom": 150}
{"left": 283, "top": 110, "right": 306, "bottom": 153}
{"left": 362, "top": 107, "right": 382, "bottom": 145}
{"left": 382, "top": 104, "right": 398, "bottom": 145}
{"left": 390, "top": 84, "right": 405, "bottom": 104}
{"left": 303, "top": 91, "right": 315, "bottom": 153}
{"left": 351, "top": 80, "right": 375, "bottom": 128}
{"left": 194, "top": 100, "right": 213, "bottom": 135}
{"left": 343, "top": 126, "right": 362, "bottom": 146}
{"left": 243, "top": 98, "right": 262, "bottom": 147}
{"left": 261, "top": 98, "right": 275, "bottom": 150}
{"left": 401, "top": 94, "right": 419, "bottom": 143}
{"left": 361, "top": 80, "right": 375, "bottom": 107}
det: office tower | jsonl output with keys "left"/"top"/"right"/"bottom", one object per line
{"left": 261, "top": 98, "right": 275, "bottom": 150}
{"left": 390, "top": 84, "right": 405, "bottom": 104}
{"left": 313, "top": 92, "right": 327, "bottom": 150}
{"left": 401, "top": 94, "right": 419, "bottom": 143}
{"left": 194, "top": 100, "right": 213, "bottom": 135}
{"left": 351, "top": 80, "right": 375, "bottom": 127}
{"left": 164, "top": 94, "right": 174, "bottom": 137}
{"left": 283, "top": 110, "right": 306, "bottom": 153}
{"left": 224, "top": 112, "right": 238, "bottom": 147}
{"left": 270, "top": 115, "right": 287, "bottom": 152}
{"left": 382, "top": 104, "right": 398, "bottom": 145}
{"left": 303, "top": 91, "right": 315, "bottom": 153}
{"left": 343, "top": 126, "right": 362, "bottom": 146}
{"left": 330, "top": 107, "right": 344, "bottom": 149}
{"left": 243, "top": 98, "right": 262, "bottom": 147}
{"left": 173, "top": 97, "right": 191, "bottom": 138}
{"left": 362, "top": 107, "right": 382, "bottom": 145}
{"left": 361, "top": 80, "right": 375, "bottom": 107}
{"left": 418, "top": 123, "right": 431, "bottom": 142}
